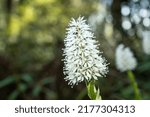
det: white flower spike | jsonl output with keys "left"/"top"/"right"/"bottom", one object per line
{"left": 142, "top": 31, "right": 150, "bottom": 55}
{"left": 115, "top": 44, "right": 137, "bottom": 72}
{"left": 63, "top": 16, "right": 108, "bottom": 86}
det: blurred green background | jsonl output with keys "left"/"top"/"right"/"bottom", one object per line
{"left": 0, "top": 0, "right": 150, "bottom": 100}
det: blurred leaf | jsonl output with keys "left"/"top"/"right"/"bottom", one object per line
{"left": 18, "top": 83, "right": 28, "bottom": 92}
{"left": 137, "top": 62, "right": 150, "bottom": 72}
{"left": 142, "top": 92, "right": 150, "bottom": 100}
{"left": 142, "top": 81, "right": 150, "bottom": 90}
{"left": 32, "top": 85, "right": 42, "bottom": 97}
{"left": 41, "top": 77, "right": 55, "bottom": 85}
{"left": 43, "top": 88, "right": 57, "bottom": 99}
{"left": 0, "top": 77, "right": 15, "bottom": 88}
{"left": 8, "top": 90, "right": 19, "bottom": 100}
{"left": 121, "top": 85, "right": 133, "bottom": 99}
{"left": 21, "top": 74, "right": 33, "bottom": 84}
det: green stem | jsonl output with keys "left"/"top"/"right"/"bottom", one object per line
{"left": 127, "top": 70, "right": 141, "bottom": 100}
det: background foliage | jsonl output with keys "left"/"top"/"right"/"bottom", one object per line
{"left": 0, "top": 0, "right": 150, "bottom": 99}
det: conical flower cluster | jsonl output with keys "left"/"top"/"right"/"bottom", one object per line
{"left": 115, "top": 44, "right": 137, "bottom": 72}
{"left": 142, "top": 31, "right": 150, "bottom": 55}
{"left": 63, "top": 16, "right": 108, "bottom": 85}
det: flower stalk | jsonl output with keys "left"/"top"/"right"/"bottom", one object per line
{"left": 127, "top": 70, "right": 141, "bottom": 100}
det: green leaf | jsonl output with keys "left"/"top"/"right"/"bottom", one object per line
{"left": 121, "top": 85, "right": 133, "bottom": 99}
{"left": 96, "top": 88, "right": 102, "bottom": 100}
{"left": 21, "top": 74, "right": 33, "bottom": 84}
{"left": 43, "top": 89, "right": 57, "bottom": 99}
{"left": 18, "top": 83, "right": 28, "bottom": 92}
{"left": 86, "top": 80, "right": 102, "bottom": 100}
{"left": 8, "top": 90, "right": 19, "bottom": 100}
{"left": 87, "top": 81, "right": 97, "bottom": 100}
{"left": 0, "top": 76, "right": 15, "bottom": 88}
{"left": 41, "top": 77, "right": 55, "bottom": 85}
{"left": 137, "top": 61, "right": 150, "bottom": 72}
{"left": 32, "top": 85, "right": 42, "bottom": 97}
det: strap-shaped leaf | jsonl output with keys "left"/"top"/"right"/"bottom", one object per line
{"left": 87, "top": 80, "right": 101, "bottom": 100}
